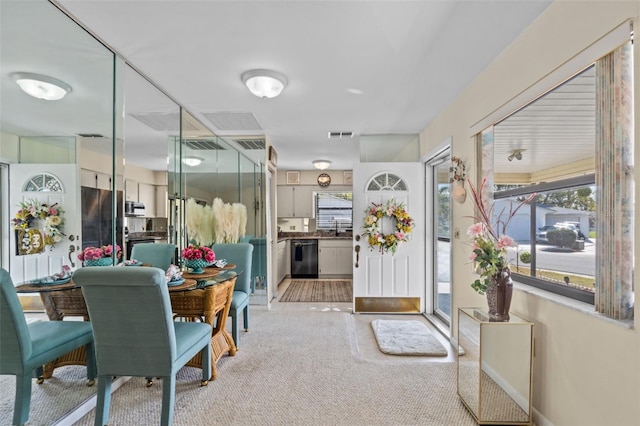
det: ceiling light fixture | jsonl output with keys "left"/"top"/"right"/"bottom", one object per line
{"left": 312, "top": 160, "right": 331, "bottom": 170}
{"left": 11, "top": 72, "right": 72, "bottom": 101}
{"left": 182, "top": 156, "right": 204, "bottom": 167}
{"left": 241, "top": 69, "right": 287, "bottom": 99}
{"left": 507, "top": 149, "right": 526, "bottom": 162}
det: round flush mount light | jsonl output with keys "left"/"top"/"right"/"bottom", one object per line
{"left": 11, "top": 72, "right": 72, "bottom": 101}
{"left": 241, "top": 69, "right": 287, "bottom": 99}
{"left": 182, "top": 156, "right": 204, "bottom": 167}
{"left": 312, "top": 159, "right": 331, "bottom": 170}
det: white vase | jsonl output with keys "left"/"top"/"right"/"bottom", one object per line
{"left": 452, "top": 181, "right": 467, "bottom": 203}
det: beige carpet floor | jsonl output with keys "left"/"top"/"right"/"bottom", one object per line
{"left": 1, "top": 310, "right": 476, "bottom": 426}
{"left": 279, "top": 280, "right": 352, "bottom": 303}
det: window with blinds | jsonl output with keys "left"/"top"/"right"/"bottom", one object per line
{"left": 315, "top": 192, "right": 352, "bottom": 231}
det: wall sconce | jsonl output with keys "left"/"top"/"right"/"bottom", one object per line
{"left": 450, "top": 156, "right": 467, "bottom": 203}
{"left": 182, "top": 156, "right": 204, "bottom": 167}
{"left": 507, "top": 149, "right": 525, "bottom": 161}
{"left": 312, "top": 160, "right": 331, "bottom": 170}
{"left": 241, "top": 69, "right": 287, "bottom": 99}
{"left": 11, "top": 72, "right": 72, "bottom": 101}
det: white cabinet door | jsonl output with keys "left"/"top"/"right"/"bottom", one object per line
{"left": 318, "top": 240, "right": 352, "bottom": 276}
{"left": 125, "top": 179, "right": 138, "bottom": 202}
{"left": 293, "top": 186, "right": 313, "bottom": 217}
{"left": 277, "top": 186, "right": 294, "bottom": 217}
{"left": 277, "top": 185, "right": 313, "bottom": 218}
{"left": 335, "top": 246, "right": 353, "bottom": 274}
{"left": 318, "top": 246, "right": 336, "bottom": 275}
{"left": 80, "top": 169, "right": 112, "bottom": 190}
{"left": 155, "top": 185, "right": 167, "bottom": 217}
{"left": 277, "top": 240, "right": 287, "bottom": 284}
{"left": 138, "top": 183, "right": 155, "bottom": 217}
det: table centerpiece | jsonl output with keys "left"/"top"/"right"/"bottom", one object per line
{"left": 182, "top": 244, "right": 215, "bottom": 274}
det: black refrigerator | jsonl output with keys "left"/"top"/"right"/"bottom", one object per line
{"left": 81, "top": 186, "right": 123, "bottom": 250}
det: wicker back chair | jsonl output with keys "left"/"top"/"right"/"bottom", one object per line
{"left": 0, "top": 268, "right": 96, "bottom": 426}
{"left": 169, "top": 275, "right": 237, "bottom": 380}
{"left": 211, "top": 243, "right": 253, "bottom": 348}
{"left": 73, "top": 266, "right": 212, "bottom": 426}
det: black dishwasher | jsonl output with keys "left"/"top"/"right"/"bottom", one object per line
{"left": 290, "top": 239, "right": 318, "bottom": 278}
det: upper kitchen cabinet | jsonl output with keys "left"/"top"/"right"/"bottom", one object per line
{"left": 278, "top": 186, "right": 313, "bottom": 218}
{"left": 138, "top": 183, "right": 156, "bottom": 217}
{"left": 125, "top": 179, "right": 139, "bottom": 201}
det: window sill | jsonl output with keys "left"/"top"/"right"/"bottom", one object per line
{"left": 512, "top": 281, "right": 634, "bottom": 330}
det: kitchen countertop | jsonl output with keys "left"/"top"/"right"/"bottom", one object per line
{"left": 278, "top": 232, "right": 353, "bottom": 242}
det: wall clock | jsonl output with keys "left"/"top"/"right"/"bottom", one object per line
{"left": 317, "top": 173, "right": 331, "bottom": 187}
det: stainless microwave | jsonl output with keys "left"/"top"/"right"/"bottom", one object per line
{"left": 125, "top": 201, "right": 145, "bottom": 216}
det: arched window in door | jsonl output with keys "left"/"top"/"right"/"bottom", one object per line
{"left": 22, "top": 172, "right": 64, "bottom": 192}
{"left": 366, "top": 172, "right": 408, "bottom": 191}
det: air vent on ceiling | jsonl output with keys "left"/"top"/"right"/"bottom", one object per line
{"left": 184, "top": 139, "right": 226, "bottom": 150}
{"left": 129, "top": 113, "right": 205, "bottom": 132}
{"left": 234, "top": 137, "right": 266, "bottom": 150}
{"left": 328, "top": 131, "right": 354, "bottom": 139}
{"left": 202, "top": 112, "right": 263, "bottom": 131}
{"left": 130, "top": 113, "right": 181, "bottom": 131}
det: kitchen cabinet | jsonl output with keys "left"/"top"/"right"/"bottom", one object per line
{"left": 125, "top": 179, "right": 139, "bottom": 202}
{"left": 138, "top": 183, "right": 156, "bottom": 217}
{"left": 457, "top": 308, "right": 533, "bottom": 425}
{"left": 276, "top": 240, "right": 289, "bottom": 284}
{"left": 81, "top": 169, "right": 112, "bottom": 190}
{"left": 155, "top": 185, "right": 168, "bottom": 217}
{"left": 318, "top": 239, "right": 352, "bottom": 276}
{"left": 277, "top": 186, "right": 313, "bottom": 218}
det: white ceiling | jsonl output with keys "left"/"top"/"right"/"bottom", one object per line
{"left": 47, "top": 0, "right": 552, "bottom": 171}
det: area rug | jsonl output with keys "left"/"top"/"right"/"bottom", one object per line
{"left": 279, "top": 280, "right": 352, "bottom": 302}
{"left": 371, "top": 319, "right": 448, "bottom": 356}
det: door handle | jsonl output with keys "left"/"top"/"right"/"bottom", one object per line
{"left": 68, "top": 244, "right": 76, "bottom": 268}
{"left": 354, "top": 245, "right": 360, "bottom": 268}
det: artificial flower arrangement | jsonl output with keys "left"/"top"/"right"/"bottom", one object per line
{"left": 77, "top": 244, "right": 123, "bottom": 262}
{"left": 12, "top": 199, "right": 65, "bottom": 248}
{"left": 362, "top": 198, "right": 414, "bottom": 254}
{"left": 181, "top": 244, "right": 216, "bottom": 263}
{"left": 467, "top": 178, "right": 534, "bottom": 294}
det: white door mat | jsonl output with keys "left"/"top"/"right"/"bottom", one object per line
{"left": 371, "top": 319, "right": 448, "bottom": 356}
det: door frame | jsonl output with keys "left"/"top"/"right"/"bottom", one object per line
{"left": 423, "top": 140, "right": 453, "bottom": 334}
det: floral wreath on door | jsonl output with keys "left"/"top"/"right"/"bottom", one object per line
{"left": 12, "top": 199, "right": 65, "bottom": 250}
{"left": 362, "top": 198, "right": 414, "bottom": 254}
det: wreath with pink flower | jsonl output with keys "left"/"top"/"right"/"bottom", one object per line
{"left": 362, "top": 199, "right": 414, "bottom": 254}
{"left": 12, "top": 199, "right": 65, "bottom": 249}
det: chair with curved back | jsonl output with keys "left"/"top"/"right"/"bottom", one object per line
{"left": 130, "top": 243, "right": 176, "bottom": 270}
{"left": 211, "top": 243, "right": 253, "bottom": 348}
{"left": 0, "top": 268, "right": 97, "bottom": 426}
{"left": 73, "top": 266, "right": 212, "bottom": 426}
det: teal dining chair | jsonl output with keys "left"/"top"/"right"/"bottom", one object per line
{"left": 130, "top": 243, "right": 176, "bottom": 271}
{"left": 0, "top": 268, "right": 97, "bottom": 426}
{"left": 211, "top": 243, "right": 253, "bottom": 348}
{"left": 73, "top": 266, "right": 212, "bottom": 426}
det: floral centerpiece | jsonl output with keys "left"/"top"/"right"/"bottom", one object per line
{"left": 182, "top": 244, "right": 215, "bottom": 274}
{"left": 12, "top": 199, "right": 65, "bottom": 249}
{"left": 78, "top": 244, "right": 122, "bottom": 267}
{"left": 363, "top": 199, "right": 414, "bottom": 255}
{"left": 467, "top": 178, "right": 534, "bottom": 321}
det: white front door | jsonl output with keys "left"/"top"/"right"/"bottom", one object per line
{"left": 9, "top": 164, "right": 79, "bottom": 283}
{"left": 352, "top": 162, "right": 424, "bottom": 312}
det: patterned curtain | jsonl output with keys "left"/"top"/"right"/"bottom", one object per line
{"left": 595, "top": 42, "right": 634, "bottom": 320}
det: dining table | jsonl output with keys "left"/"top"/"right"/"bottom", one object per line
{"left": 15, "top": 263, "right": 238, "bottom": 380}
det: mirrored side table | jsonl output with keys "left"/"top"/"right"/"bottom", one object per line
{"left": 457, "top": 308, "right": 533, "bottom": 425}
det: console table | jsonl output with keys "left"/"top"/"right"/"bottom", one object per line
{"left": 457, "top": 308, "right": 533, "bottom": 425}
